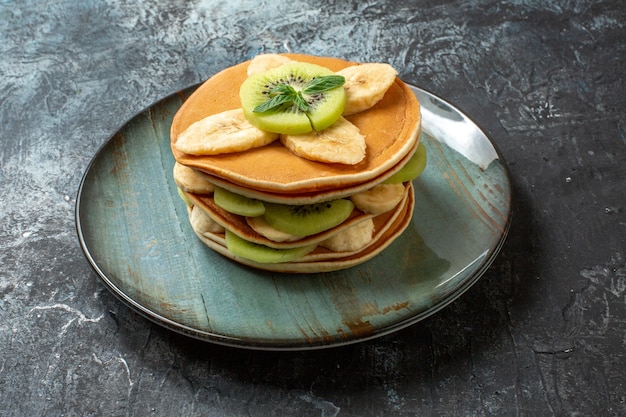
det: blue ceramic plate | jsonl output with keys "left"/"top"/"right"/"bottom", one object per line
{"left": 76, "top": 84, "right": 512, "bottom": 350}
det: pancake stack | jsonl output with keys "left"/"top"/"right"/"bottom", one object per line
{"left": 170, "top": 53, "right": 424, "bottom": 273}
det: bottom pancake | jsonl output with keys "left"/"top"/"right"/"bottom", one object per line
{"left": 186, "top": 184, "right": 415, "bottom": 273}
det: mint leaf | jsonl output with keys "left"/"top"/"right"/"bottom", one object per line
{"left": 253, "top": 84, "right": 297, "bottom": 113}
{"left": 253, "top": 93, "right": 294, "bottom": 113}
{"left": 269, "top": 83, "right": 297, "bottom": 96}
{"left": 253, "top": 75, "right": 344, "bottom": 114}
{"left": 303, "top": 75, "right": 345, "bottom": 94}
{"left": 293, "top": 92, "right": 309, "bottom": 112}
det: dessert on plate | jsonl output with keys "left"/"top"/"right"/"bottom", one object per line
{"left": 170, "top": 53, "right": 426, "bottom": 273}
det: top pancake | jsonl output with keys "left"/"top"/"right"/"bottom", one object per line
{"left": 170, "top": 54, "right": 421, "bottom": 195}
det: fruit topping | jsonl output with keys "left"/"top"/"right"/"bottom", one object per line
{"left": 174, "top": 108, "right": 279, "bottom": 156}
{"left": 239, "top": 62, "right": 346, "bottom": 134}
{"left": 280, "top": 117, "right": 366, "bottom": 165}
{"left": 225, "top": 230, "right": 316, "bottom": 264}
{"left": 262, "top": 198, "right": 355, "bottom": 237}
{"left": 350, "top": 183, "right": 406, "bottom": 215}
{"left": 214, "top": 186, "right": 265, "bottom": 217}
{"left": 383, "top": 142, "right": 427, "bottom": 184}
{"left": 337, "top": 63, "right": 398, "bottom": 115}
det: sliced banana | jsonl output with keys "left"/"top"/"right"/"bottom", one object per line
{"left": 319, "top": 218, "right": 374, "bottom": 252}
{"left": 350, "top": 183, "right": 405, "bottom": 215}
{"left": 173, "top": 162, "right": 215, "bottom": 194}
{"left": 190, "top": 206, "right": 225, "bottom": 235}
{"left": 175, "top": 108, "right": 279, "bottom": 156}
{"left": 246, "top": 216, "right": 301, "bottom": 243}
{"left": 337, "top": 63, "right": 398, "bottom": 115}
{"left": 280, "top": 117, "right": 366, "bottom": 165}
{"left": 247, "top": 54, "right": 293, "bottom": 76}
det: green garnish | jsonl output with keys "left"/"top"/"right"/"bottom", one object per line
{"left": 253, "top": 75, "right": 345, "bottom": 114}
{"left": 302, "top": 75, "right": 345, "bottom": 94}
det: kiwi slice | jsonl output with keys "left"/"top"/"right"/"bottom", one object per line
{"left": 213, "top": 187, "right": 265, "bottom": 217}
{"left": 225, "top": 230, "right": 316, "bottom": 264}
{"left": 262, "top": 199, "right": 354, "bottom": 237}
{"left": 177, "top": 187, "right": 193, "bottom": 207}
{"left": 384, "top": 142, "right": 427, "bottom": 184}
{"left": 239, "top": 62, "right": 346, "bottom": 134}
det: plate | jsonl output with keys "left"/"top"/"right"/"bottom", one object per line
{"left": 76, "top": 84, "right": 512, "bottom": 350}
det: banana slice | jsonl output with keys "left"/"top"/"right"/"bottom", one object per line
{"left": 280, "top": 117, "right": 366, "bottom": 165}
{"left": 319, "top": 218, "right": 374, "bottom": 252}
{"left": 190, "top": 206, "right": 225, "bottom": 235}
{"left": 350, "top": 183, "right": 405, "bottom": 215}
{"left": 173, "top": 162, "right": 215, "bottom": 194}
{"left": 175, "top": 108, "right": 279, "bottom": 156}
{"left": 337, "top": 63, "right": 398, "bottom": 115}
{"left": 247, "top": 54, "right": 293, "bottom": 76}
{"left": 246, "top": 216, "right": 301, "bottom": 243}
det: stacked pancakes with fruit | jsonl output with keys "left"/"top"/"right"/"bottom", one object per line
{"left": 170, "top": 53, "right": 426, "bottom": 273}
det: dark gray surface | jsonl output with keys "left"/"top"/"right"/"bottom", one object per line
{"left": 1, "top": 0, "right": 624, "bottom": 415}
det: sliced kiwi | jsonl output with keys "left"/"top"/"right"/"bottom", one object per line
{"left": 262, "top": 199, "right": 354, "bottom": 237}
{"left": 225, "top": 230, "right": 316, "bottom": 264}
{"left": 213, "top": 187, "right": 265, "bottom": 217}
{"left": 384, "top": 142, "right": 427, "bottom": 184}
{"left": 177, "top": 187, "right": 193, "bottom": 207}
{"left": 239, "top": 62, "right": 346, "bottom": 134}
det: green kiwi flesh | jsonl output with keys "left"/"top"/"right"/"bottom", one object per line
{"left": 225, "top": 230, "right": 316, "bottom": 264}
{"left": 177, "top": 187, "right": 193, "bottom": 207}
{"left": 384, "top": 142, "right": 427, "bottom": 184}
{"left": 214, "top": 187, "right": 265, "bottom": 217}
{"left": 239, "top": 62, "right": 346, "bottom": 134}
{"left": 262, "top": 199, "right": 355, "bottom": 237}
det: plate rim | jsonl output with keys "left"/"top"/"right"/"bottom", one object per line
{"left": 75, "top": 83, "right": 512, "bottom": 351}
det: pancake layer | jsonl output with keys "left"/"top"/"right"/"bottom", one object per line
{"left": 170, "top": 54, "right": 422, "bottom": 272}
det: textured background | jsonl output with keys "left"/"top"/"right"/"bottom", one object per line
{"left": 1, "top": 0, "right": 625, "bottom": 416}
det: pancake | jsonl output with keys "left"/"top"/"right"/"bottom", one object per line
{"left": 184, "top": 182, "right": 411, "bottom": 250}
{"left": 170, "top": 54, "right": 421, "bottom": 195}
{"left": 190, "top": 186, "right": 414, "bottom": 273}
{"left": 170, "top": 53, "right": 424, "bottom": 273}
{"left": 183, "top": 140, "right": 418, "bottom": 205}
